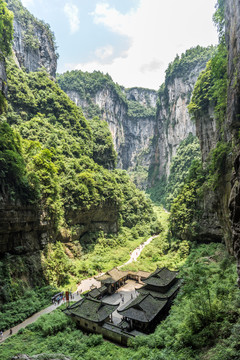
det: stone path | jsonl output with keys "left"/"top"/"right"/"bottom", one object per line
{"left": 0, "top": 293, "right": 82, "bottom": 344}
{"left": 118, "top": 234, "right": 158, "bottom": 267}
{"left": 0, "top": 234, "right": 158, "bottom": 343}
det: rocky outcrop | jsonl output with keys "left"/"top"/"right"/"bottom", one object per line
{"left": 0, "top": 54, "right": 7, "bottom": 99}
{"left": 0, "top": 202, "right": 50, "bottom": 256}
{"left": 152, "top": 65, "right": 205, "bottom": 181}
{"left": 125, "top": 87, "right": 157, "bottom": 107}
{"left": 66, "top": 86, "right": 158, "bottom": 179}
{"left": 11, "top": 355, "right": 71, "bottom": 360}
{"left": 225, "top": 0, "right": 240, "bottom": 285}
{"left": 66, "top": 201, "right": 119, "bottom": 240}
{"left": 67, "top": 88, "right": 127, "bottom": 168}
{"left": 6, "top": 0, "right": 57, "bottom": 77}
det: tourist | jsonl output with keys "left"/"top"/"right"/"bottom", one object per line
{"left": 9, "top": 329, "right": 12, "bottom": 335}
{"left": 0, "top": 330, "right": 3, "bottom": 340}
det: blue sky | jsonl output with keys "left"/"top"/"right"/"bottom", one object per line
{"left": 22, "top": 0, "right": 218, "bottom": 89}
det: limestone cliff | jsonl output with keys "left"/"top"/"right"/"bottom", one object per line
{"left": 6, "top": 0, "right": 57, "bottom": 77}
{"left": 0, "top": 54, "right": 7, "bottom": 99}
{"left": 58, "top": 72, "right": 158, "bottom": 188}
{"left": 189, "top": 0, "right": 240, "bottom": 282}
{"left": 225, "top": 0, "right": 240, "bottom": 285}
{"left": 150, "top": 47, "right": 214, "bottom": 182}
{"left": 0, "top": 203, "right": 48, "bottom": 256}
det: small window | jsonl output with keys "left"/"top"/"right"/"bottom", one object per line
{"left": 85, "top": 323, "right": 88, "bottom": 327}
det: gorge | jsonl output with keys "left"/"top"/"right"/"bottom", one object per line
{"left": 1, "top": 0, "right": 240, "bottom": 359}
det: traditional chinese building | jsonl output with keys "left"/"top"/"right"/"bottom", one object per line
{"left": 137, "top": 267, "right": 181, "bottom": 301}
{"left": 118, "top": 293, "right": 168, "bottom": 333}
{"left": 64, "top": 297, "right": 118, "bottom": 333}
{"left": 64, "top": 267, "right": 181, "bottom": 344}
{"left": 118, "top": 267, "right": 181, "bottom": 333}
{"left": 97, "top": 268, "right": 150, "bottom": 294}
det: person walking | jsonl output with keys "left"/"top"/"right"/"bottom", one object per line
{"left": 0, "top": 330, "right": 3, "bottom": 340}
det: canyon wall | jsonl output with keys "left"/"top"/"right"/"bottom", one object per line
{"left": 225, "top": 0, "right": 240, "bottom": 285}
{"left": 150, "top": 49, "right": 214, "bottom": 183}
{"left": 65, "top": 84, "right": 158, "bottom": 176}
{"left": 6, "top": 0, "right": 57, "bottom": 77}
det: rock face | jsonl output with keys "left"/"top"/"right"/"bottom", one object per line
{"left": 0, "top": 202, "right": 50, "bottom": 256}
{"left": 0, "top": 54, "right": 7, "bottom": 99}
{"left": 66, "top": 201, "right": 119, "bottom": 241}
{"left": 66, "top": 86, "right": 158, "bottom": 182}
{"left": 6, "top": 0, "right": 57, "bottom": 77}
{"left": 151, "top": 64, "right": 205, "bottom": 181}
{"left": 225, "top": 0, "right": 240, "bottom": 285}
{"left": 11, "top": 355, "right": 71, "bottom": 360}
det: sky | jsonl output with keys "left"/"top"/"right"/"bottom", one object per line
{"left": 21, "top": 0, "right": 218, "bottom": 90}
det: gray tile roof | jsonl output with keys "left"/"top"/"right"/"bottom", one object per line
{"left": 65, "top": 297, "right": 119, "bottom": 323}
{"left": 118, "top": 294, "right": 167, "bottom": 323}
{"left": 138, "top": 278, "right": 182, "bottom": 299}
{"left": 87, "top": 285, "right": 107, "bottom": 299}
{"left": 143, "top": 267, "right": 178, "bottom": 287}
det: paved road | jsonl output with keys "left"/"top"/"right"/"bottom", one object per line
{"left": 0, "top": 234, "right": 158, "bottom": 343}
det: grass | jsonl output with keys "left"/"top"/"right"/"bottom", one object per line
{"left": 1, "top": 242, "right": 239, "bottom": 360}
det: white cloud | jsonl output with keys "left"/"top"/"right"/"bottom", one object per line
{"left": 74, "top": 0, "right": 218, "bottom": 89}
{"left": 95, "top": 45, "right": 114, "bottom": 61}
{"left": 64, "top": 3, "right": 80, "bottom": 34}
{"left": 22, "top": 0, "right": 34, "bottom": 6}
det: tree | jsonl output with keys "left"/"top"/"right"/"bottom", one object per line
{"left": 0, "top": 0, "right": 13, "bottom": 56}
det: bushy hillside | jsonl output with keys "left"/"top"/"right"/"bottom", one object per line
{"left": 1, "top": 58, "right": 153, "bottom": 230}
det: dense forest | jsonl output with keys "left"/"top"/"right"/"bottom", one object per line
{"left": 1, "top": 0, "right": 240, "bottom": 359}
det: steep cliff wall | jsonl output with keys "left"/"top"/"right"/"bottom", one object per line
{"left": 58, "top": 72, "right": 158, "bottom": 183}
{"left": 0, "top": 55, "right": 7, "bottom": 100}
{"left": 225, "top": 0, "right": 240, "bottom": 285}
{"left": 150, "top": 47, "right": 214, "bottom": 182}
{"left": 6, "top": 0, "right": 57, "bottom": 77}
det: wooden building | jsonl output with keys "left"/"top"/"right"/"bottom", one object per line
{"left": 64, "top": 267, "right": 181, "bottom": 343}
{"left": 137, "top": 267, "right": 181, "bottom": 301}
{"left": 118, "top": 267, "right": 181, "bottom": 334}
{"left": 97, "top": 268, "right": 150, "bottom": 294}
{"left": 118, "top": 293, "right": 168, "bottom": 333}
{"left": 64, "top": 297, "right": 118, "bottom": 333}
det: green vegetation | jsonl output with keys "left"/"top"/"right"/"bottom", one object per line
{"left": 0, "top": 0, "right": 13, "bottom": 56}
{"left": 127, "top": 100, "right": 155, "bottom": 119}
{"left": 57, "top": 70, "right": 156, "bottom": 121}
{"left": 0, "top": 121, "right": 37, "bottom": 202}
{"left": 0, "top": 286, "right": 57, "bottom": 330}
{"left": 57, "top": 70, "right": 127, "bottom": 107}
{"left": 89, "top": 116, "right": 117, "bottom": 169}
{"left": 169, "top": 160, "right": 204, "bottom": 240}
{"left": 165, "top": 46, "right": 215, "bottom": 85}
{"left": 207, "top": 140, "right": 232, "bottom": 189}
{"left": 156, "top": 46, "right": 215, "bottom": 114}
{"left": 188, "top": 43, "right": 227, "bottom": 126}
{"left": 147, "top": 134, "right": 201, "bottom": 209}
{"left": 122, "top": 207, "right": 190, "bottom": 273}
{"left": 0, "top": 58, "right": 155, "bottom": 291}
{"left": 1, "top": 243, "right": 239, "bottom": 360}
{"left": 5, "top": 0, "right": 57, "bottom": 52}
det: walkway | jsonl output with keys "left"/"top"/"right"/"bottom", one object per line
{"left": 103, "top": 280, "right": 143, "bottom": 324}
{"left": 118, "top": 234, "right": 158, "bottom": 268}
{"left": 0, "top": 233, "right": 159, "bottom": 343}
{"left": 0, "top": 293, "right": 82, "bottom": 343}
